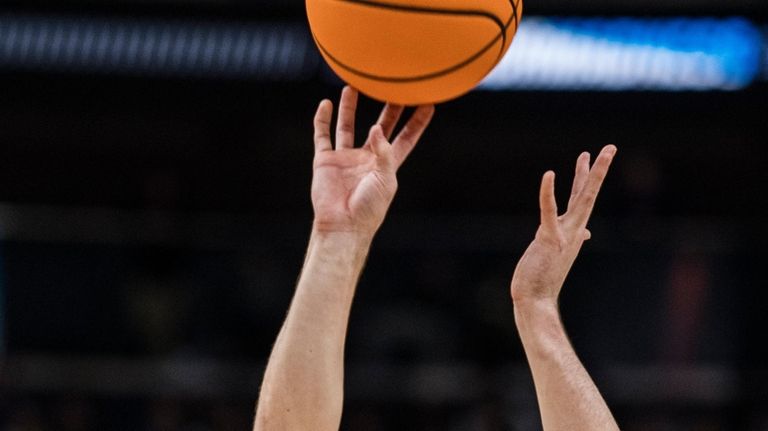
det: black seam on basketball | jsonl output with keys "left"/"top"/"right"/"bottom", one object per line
{"left": 314, "top": 0, "right": 521, "bottom": 83}
{"left": 312, "top": 29, "right": 503, "bottom": 83}
{"left": 336, "top": 0, "right": 518, "bottom": 59}
{"left": 509, "top": 0, "right": 519, "bottom": 41}
{"left": 511, "top": 0, "right": 521, "bottom": 35}
{"left": 335, "top": 0, "right": 507, "bottom": 34}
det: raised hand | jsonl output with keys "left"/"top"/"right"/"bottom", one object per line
{"left": 312, "top": 86, "right": 435, "bottom": 237}
{"left": 511, "top": 145, "right": 617, "bottom": 306}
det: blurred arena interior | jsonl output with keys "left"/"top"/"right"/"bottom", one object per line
{"left": 1, "top": 0, "right": 767, "bottom": 430}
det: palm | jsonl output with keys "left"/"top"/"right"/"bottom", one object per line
{"left": 312, "top": 149, "right": 393, "bottom": 233}
{"left": 511, "top": 146, "right": 617, "bottom": 304}
{"left": 311, "top": 87, "right": 434, "bottom": 235}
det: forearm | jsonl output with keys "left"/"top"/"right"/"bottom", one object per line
{"left": 254, "top": 230, "right": 372, "bottom": 431}
{"left": 514, "top": 299, "right": 619, "bottom": 431}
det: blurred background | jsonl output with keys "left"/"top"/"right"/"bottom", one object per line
{"left": 0, "top": 0, "right": 767, "bottom": 430}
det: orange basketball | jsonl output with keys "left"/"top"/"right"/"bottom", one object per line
{"left": 306, "top": 0, "right": 523, "bottom": 105}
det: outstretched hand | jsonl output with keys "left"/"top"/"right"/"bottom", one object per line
{"left": 312, "top": 86, "right": 435, "bottom": 237}
{"left": 511, "top": 145, "right": 617, "bottom": 306}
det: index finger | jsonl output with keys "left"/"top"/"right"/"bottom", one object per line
{"left": 313, "top": 99, "right": 333, "bottom": 153}
{"left": 567, "top": 145, "right": 617, "bottom": 228}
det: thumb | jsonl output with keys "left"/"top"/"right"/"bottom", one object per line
{"left": 369, "top": 125, "right": 396, "bottom": 173}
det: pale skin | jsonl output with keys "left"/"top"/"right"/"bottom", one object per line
{"left": 254, "top": 86, "right": 620, "bottom": 431}
{"left": 253, "top": 86, "right": 434, "bottom": 431}
{"left": 511, "top": 145, "right": 620, "bottom": 431}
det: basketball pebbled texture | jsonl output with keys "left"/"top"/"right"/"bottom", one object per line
{"left": 307, "top": 0, "right": 523, "bottom": 105}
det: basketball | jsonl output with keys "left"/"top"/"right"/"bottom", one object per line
{"left": 306, "top": 0, "right": 523, "bottom": 105}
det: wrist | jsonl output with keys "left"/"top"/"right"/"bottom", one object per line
{"left": 311, "top": 217, "right": 380, "bottom": 240}
{"left": 310, "top": 227, "right": 375, "bottom": 247}
{"left": 514, "top": 298, "right": 561, "bottom": 327}
{"left": 299, "top": 229, "right": 373, "bottom": 298}
{"left": 513, "top": 298, "right": 568, "bottom": 355}
{"left": 512, "top": 296, "right": 559, "bottom": 315}
{"left": 307, "top": 228, "right": 374, "bottom": 275}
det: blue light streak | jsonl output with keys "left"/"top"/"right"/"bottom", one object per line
{"left": 481, "top": 17, "right": 763, "bottom": 91}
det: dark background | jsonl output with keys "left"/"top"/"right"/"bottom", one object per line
{"left": 1, "top": 0, "right": 767, "bottom": 430}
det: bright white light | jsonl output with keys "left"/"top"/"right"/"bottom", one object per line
{"left": 481, "top": 17, "right": 762, "bottom": 91}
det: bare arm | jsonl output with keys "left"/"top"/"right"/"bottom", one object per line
{"left": 511, "top": 146, "right": 620, "bottom": 431}
{"left": 254, "top": 231, "right": 370, "bottom": 431}
{"left": 254, "top": 87, "right": 434, "bottom": 431}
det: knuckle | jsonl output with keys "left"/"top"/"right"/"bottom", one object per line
{"left": 594, "top": 171, "right": 607, "bottom": 181}
{"left": 583, "top": 189, "right": 598, "bottom": 203}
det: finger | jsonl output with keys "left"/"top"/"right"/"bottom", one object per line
{"left": 539, "top": 171, "right": 559, "bottom": 233}
{"left": 583, "top": 229, "right": 592, "bottom": 241}
{"left": 392, "top": 105, "right": 435, "bottom": 168}
{"left": 313, "top": 99, "right": 333, "bottom": 154}
{"left": 335, "top": 86, "right": 358, "bottom": 150}
{"left": 376, "top": 104, "right": 405, "bottom": 140}
{"left": 568, "top": 145, "right": 617, "bottom": 228}
{"left": 369, "top": 125, "right": 395, "bottom": 173}
{"left": 567, "top": 152, "right": 591, "bottom": 211}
